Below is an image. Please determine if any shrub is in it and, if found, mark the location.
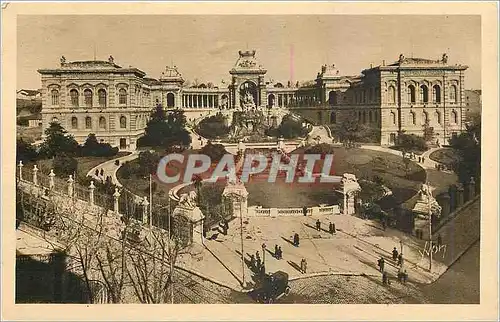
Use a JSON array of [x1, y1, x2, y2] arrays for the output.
[[199, 142, 227, 162], [53, 153, 78, 177], [397, 133, 428, 152], [305, 143, 336, 154], [81, 134, 119, 157], [196, 113, 230, 139]]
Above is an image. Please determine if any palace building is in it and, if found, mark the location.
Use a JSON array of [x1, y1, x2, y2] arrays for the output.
[[38, 50, 468, 150]]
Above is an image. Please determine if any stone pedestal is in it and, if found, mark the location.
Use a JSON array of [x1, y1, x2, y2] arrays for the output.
[[18, 161, 23, 180], [467, 177, 476, 201], [222, 180, 249, 218], [49, 170, 55, 190], [89, 181, 95, 206], [113, 188, 121, 214], [67, 175, 74, 197], [32, 165, 39, 185], [448, 185, 457, 212], [341, 173, 361, 215], [172, 204, 205, 245], [438, 193, 451, 217], [456, 184, 464, 208]]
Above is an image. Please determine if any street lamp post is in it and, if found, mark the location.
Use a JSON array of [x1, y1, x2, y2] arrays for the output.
[[239, 196, 245, 287], [262, 243, 267, 268], [427, 183, 432, 273]]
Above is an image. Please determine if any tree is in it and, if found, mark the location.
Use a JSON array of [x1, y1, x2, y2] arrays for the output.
[[271, 115, 309, 139], [17, 138, 38, 162], [337, 118, 362, 147], [126, 226, 186, 303], [53, 153, 78, 177], [449, 112, 481, 184], [137, 151, 161, 177], [38, 122, 79, 158], [422, 119, 435, 142], [81, 134, 119, 157], [137, 104, 191, 149], [397, 133, 427, 153]]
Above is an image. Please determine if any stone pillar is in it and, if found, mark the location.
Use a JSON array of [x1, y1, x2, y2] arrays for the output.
[[32, 165, 39, 185], [49, 170, 56, 190], [89, 180, 95, 206], [438, 192, 451, 217], [113, 188, 121, 214], [468, 177, 476, 201], [142, 196, 150, 225], [18, 161, 23, 180], [67, 175, 74, 197], [456, 184, 464, 208], [448, 185, 457, 212]]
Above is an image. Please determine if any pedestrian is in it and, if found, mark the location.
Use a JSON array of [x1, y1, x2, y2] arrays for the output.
[[398, 253, 404, 267], [382, 220, 386, 231], [418, 156, 421, 163], [250, 254, 256, 270], [382, 271, 388, 285], [422, 157, 425, 163], [95, 169, 99, 177], [329, 222, 334, 234], [260, 264, 266, 277], [100, 169, 104, 177], [332, 222, 336, 233], [302, 206, 308, 216], [293, 233, 300, 247], [301, 258, 307, 274], [392, 247, 399, 261], [316, 219, 321, 231], [378, 257, 385, 272], [277, 246, 282, 259], [403, 270, 408, 284], [437, 234, 442, 247], [274, 244, 279, 258]]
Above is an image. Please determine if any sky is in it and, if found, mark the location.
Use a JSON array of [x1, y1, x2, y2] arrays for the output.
[[17, 15, 481, 90]]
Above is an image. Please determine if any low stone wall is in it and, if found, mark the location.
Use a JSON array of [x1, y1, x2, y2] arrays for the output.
[[248, 204, 340, 217]]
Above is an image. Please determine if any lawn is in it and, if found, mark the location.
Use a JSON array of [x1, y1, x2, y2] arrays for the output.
[[429, 148, 461, 166]]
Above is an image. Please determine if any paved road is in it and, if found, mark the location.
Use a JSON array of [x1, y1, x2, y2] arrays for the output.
[[86, 152, 139, 187]]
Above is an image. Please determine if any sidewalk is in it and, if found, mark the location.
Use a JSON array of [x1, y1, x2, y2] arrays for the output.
[[200, 214, 446, 289]]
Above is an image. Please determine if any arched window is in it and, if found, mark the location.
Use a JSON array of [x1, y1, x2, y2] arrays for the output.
[[120, 116, 127, 129], [390, 111, 396, 125], [358, 111, 362, 121], [167, 93, 175, 108], [434, 111, 442, 124], [433, 85, 441, 103], [388, 86, 396, 104], [330, 112, 337, 124], [329, 91, 338, 106], [268, 94, 275, 108], [85, 116, 92, 129], [84, 89, 93, 107], [71, 116, 78, 129], [51, 89, 59, 106], [409, 111, 416, 125], [422, 111, 429, 124], [451, 110, 458, 124], [369, 110, 373, 123], [118, 88, 127, 105], [407, 85, 416, 103], [420, 85, 429, 103], [98, 89, 107, 107], [99, 116, 106, 130], [362, 111, 367, 123], [70, 89, 79, 107], [369, 88, 374, 102], [450, 85, 457, 103]]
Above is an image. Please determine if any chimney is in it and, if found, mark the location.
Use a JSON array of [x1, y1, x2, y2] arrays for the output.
[[370, 63, 373, 68], [382, 60, 385, 66]]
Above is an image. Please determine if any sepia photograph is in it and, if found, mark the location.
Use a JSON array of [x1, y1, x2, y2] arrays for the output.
[[2, 2, 499, 321]]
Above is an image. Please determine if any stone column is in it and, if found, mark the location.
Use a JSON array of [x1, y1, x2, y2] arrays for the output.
[[113, 188, 121, 214], [142, 196, 150, 225], [67, 175, 74, 197], [468, 177, 476, 201], [456, 184, 464, 208], [89, 180, 95, 206], [438, 192, 451, 217], [18, 161, 23, 180], [32, 165, 39, 186], [49, 170, 56, 190]]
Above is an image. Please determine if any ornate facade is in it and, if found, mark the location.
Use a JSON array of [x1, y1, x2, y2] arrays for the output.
[[38, 51, 468, 150]]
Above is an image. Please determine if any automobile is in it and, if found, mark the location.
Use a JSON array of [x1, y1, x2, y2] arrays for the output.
[[253, 271, 291, 303]]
